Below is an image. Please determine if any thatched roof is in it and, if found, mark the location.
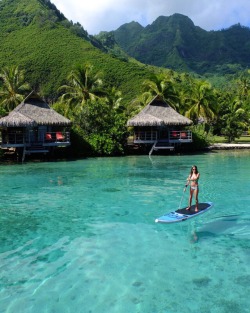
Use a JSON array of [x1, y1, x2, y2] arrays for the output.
[[127, 95, 192, 126], [0, 95, 71, 127]]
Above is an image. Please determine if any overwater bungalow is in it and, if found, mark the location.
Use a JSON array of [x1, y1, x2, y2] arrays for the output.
[[0, 93, 71, 161], [127, 95, 193, 155]]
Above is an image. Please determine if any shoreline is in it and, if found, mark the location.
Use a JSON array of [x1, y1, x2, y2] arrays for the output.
[[208, 143, 250, 150], [1, 143, 250, 164]]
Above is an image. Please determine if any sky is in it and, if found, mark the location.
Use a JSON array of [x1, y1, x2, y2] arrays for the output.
[[52, 0, 250, 35]]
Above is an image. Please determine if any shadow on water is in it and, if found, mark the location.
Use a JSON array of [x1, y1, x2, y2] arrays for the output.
[[190, 214, 250, 242]]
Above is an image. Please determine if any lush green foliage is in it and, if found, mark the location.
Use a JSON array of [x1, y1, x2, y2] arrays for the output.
[[81, 100, 128, 155], [189, 124, 214, 150], [0, 0, 250, 156], [0, 65, 31, 112], [53, 63, 129, 155], [0, 0, 153, 101], [216, 97, 248, 142], [54, 97, 128, 156]]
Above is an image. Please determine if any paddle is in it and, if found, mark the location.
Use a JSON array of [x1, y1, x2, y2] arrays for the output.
[[178, 184, 188, 209]]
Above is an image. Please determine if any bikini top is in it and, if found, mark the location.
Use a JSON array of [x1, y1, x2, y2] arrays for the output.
[[189, 174, 199, 183]]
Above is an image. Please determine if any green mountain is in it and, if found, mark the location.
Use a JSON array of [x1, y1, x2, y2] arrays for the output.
[[101, 13, 250, 75], [0, 0, 155, 101]]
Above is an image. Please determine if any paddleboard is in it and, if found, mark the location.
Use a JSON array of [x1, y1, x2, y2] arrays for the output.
[[155, 202, 214, 223]]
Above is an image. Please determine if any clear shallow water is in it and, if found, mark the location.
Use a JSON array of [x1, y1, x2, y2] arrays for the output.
[[0, 151, 250, 313]]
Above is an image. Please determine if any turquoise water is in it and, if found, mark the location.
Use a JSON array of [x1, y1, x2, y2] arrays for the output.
[[0, 151, 250, 313]]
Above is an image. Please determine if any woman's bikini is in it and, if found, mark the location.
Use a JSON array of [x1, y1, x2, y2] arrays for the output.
[[189, 176, 199, 190]]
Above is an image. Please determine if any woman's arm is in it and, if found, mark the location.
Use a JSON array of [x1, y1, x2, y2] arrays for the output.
[[185, 175, 191, 187]]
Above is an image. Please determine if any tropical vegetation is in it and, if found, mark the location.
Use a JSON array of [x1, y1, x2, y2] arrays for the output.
[[0, 66, 31, 113], [0, 0, 250, 157]]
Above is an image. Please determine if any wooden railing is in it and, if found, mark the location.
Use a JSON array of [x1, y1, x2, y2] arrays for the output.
[[1, 132, 70, 145], [169, 130, 192, 141], [133, 130, 192, 143], [134, 131, 158, 142], [5, 133, 24, 144], [44, 132, 70, 143]]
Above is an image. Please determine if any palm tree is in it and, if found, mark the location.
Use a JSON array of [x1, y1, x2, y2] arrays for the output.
[[235, 73, 250, 111], [104, 86, 123, 112], [177, 73, 196, 115], [126, 92, 152, 117], [59, 63, 103, 116], [0, 66, 31, 111], [236, 70, 250, 100], [184, 80, 217, 124], [221, 98, 248, 142], [142, 73, 179, 109]]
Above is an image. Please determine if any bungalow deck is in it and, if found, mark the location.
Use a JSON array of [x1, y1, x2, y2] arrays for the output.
[[132, 130, 192, 155]]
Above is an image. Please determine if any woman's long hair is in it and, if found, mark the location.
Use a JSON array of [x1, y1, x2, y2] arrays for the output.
[[190, 165, 198, 175]]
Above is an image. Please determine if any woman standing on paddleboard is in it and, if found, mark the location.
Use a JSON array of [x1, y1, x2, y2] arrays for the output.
[[185, 165, 200, 212]]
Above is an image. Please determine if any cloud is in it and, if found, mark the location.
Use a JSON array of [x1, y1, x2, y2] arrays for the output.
[[52, 0, 250, 35]]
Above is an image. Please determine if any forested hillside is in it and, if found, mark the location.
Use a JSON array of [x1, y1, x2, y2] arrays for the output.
[[98, 13, 250, 76], [0, 0, 154, 101], [0, 0, 249, 158]]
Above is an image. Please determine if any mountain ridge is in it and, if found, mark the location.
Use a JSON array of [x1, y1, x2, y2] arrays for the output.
[[97, 13, 250, 75]]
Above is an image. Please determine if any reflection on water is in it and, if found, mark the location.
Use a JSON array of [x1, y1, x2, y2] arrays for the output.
[[0, 152, 250, 313]]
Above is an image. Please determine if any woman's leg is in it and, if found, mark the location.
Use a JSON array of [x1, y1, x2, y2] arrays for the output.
[[186, 189, 193, 210], [194, 188, 199, 211]]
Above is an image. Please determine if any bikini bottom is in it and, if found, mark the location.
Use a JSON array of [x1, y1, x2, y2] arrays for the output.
[[191, 186, 198, 191]]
